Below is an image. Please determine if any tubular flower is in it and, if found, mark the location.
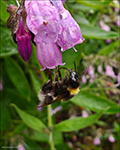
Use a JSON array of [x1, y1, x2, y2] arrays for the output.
[[105, 65, 116, 78], [36, 42, 65, 71], [25, 0, 61, 44], [24, 0, 84, 70], [16, 21, 32, 61], [51, 0, 84, 51], [6, 1, 32, 62]]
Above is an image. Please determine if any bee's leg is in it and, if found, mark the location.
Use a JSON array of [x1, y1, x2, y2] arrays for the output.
[[58, 70, 62, 80], [47, 69, 53, 81], [42, 69, 53, 92], [65, 70, 69, 80], [55, 73, 58, 81], [54, 73, 61, 92]]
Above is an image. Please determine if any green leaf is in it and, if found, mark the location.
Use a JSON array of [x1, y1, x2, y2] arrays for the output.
[[62, 42, 85, 69], [24, 139, 43, 150], [0, 0, 9, 22], [53, 130, 63, 145], [28, 130, 49, 142], [0, 101, 11, 130], [54, 110, 104, 132], [98, 40, 119, 55], [76, 0, 112, 9], [13, 123, 27, 134], [55, 143, 73, 150], [28, 69, 41, 93], [5, 57, 30, 100], [12, 104, 48, 132], [70, 91, 120, 114], [80, 24, 119, 39], [73, 12, 90, 25], [0, 27, 18, 57]]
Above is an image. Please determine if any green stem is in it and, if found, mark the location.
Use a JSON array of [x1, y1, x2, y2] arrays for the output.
[[81, 87, 117, 92], [47, 105, 56, 150], [37, 63, 55, 150]]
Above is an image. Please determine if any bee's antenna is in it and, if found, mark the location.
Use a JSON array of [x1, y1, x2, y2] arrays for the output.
[[73, 61, 77, 72], [79, 67, 88, 79]]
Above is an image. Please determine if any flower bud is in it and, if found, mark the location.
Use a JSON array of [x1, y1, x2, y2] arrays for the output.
[[6, 4, 18, 13], [93, 137, 101, 145], [6, 1, 32, 62], [105, 65, 116, 78], [108, 135, 115, 143], [16, 21, 32, 61]]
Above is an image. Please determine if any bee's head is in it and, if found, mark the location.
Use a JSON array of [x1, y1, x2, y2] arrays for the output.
[[69, 69, 80, 88]]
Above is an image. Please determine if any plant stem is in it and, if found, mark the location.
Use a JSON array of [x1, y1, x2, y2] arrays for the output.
[[37, 61, 55, 149], [47, 105, 56, 150]]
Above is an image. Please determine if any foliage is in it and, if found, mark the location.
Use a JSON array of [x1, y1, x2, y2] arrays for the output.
[[0, 0, 120, 150]]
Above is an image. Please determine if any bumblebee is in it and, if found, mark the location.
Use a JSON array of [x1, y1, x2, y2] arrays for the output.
[[38, 67, 80, 107]]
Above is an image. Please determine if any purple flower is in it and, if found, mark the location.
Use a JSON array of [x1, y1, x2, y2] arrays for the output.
[[16, 21, 32, 61], [106, 39, 112, 43], [36, 42, 65, 71], [88, 65, 95, 79], [105, 65, 116, 78], [82, 75, 86, 84], [0, 80, 3, 91], [81, 110, 89, 118], [37, 102, 42, 111], [93, 137, 101, 145], [6, 2, 32, 62], [116, 18, 120, 27], [117, 72, 120, 83], [97, 65, 102, 73], [114, 7, 119, 12], [17, 143, 25, 150], [99, 21, 111, 43], [61, 0, 66, 3], [108, 135, 115, 143], [51, 0, 84, 51], [51, 106, 62, 115], [99, 20, 110, 31], [25, 0, 61, 44]]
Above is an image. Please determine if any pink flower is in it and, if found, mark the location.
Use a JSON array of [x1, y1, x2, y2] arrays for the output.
[[82, 75, 86, 84], [99, 21, 111, 43], [97, 65, 102, 73], [37, 102, 42, 111], [16, 21, 32, 61], [99, 20, 110, 31], [106, 39, 112, 43], [108, 135, 115, 143], [82, 110, 89, 118], [117, 72, 120, 83], [36, 42, 65, 71], [6, 3, 32, 62], [17, 143, 25, 150], [88, 65, 95, 79], [116, 19, 120, 26], [51, 0, 84, 51], [114, 7, 119, 12], [93, 137, 101, 145], [0, 79, 3, 91], [51, 106, 62, 115], [25, 0, 61, 44], [105, 65, 116, 78]]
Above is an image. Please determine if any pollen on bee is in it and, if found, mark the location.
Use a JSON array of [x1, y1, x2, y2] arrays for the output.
[[67, 87, 80, 95]]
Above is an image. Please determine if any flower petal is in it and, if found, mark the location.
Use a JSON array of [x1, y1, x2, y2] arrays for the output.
[[36, 42, 65, 71]]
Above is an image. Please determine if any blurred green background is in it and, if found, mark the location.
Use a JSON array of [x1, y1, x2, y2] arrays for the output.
[[0, 0, 120, 150]]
